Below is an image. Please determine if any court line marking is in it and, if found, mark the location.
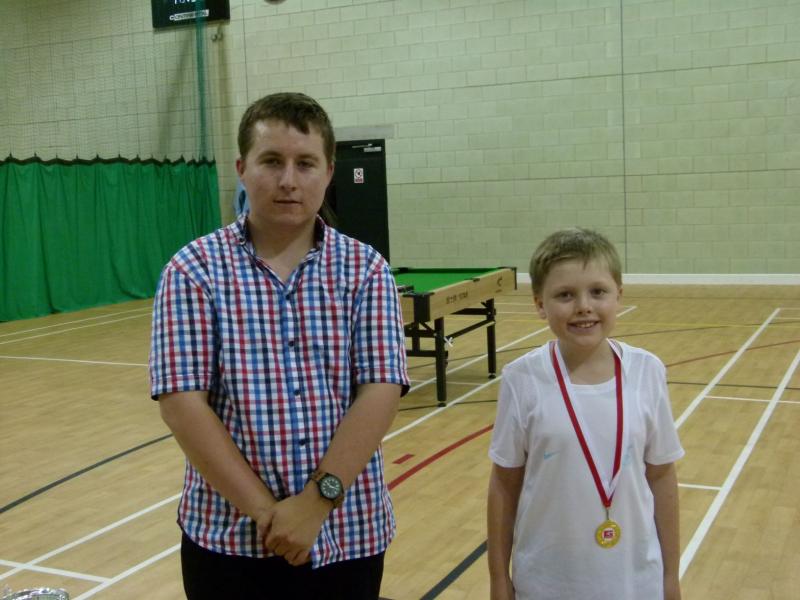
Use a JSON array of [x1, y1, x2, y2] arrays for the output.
[[0, 314, 150, 346], [386, 377, 503, 442], [420, 540, 487, 600], [0, 494, 181, 583], [674, 308, 780, 429], [0, 307, 151, 339], [392, 306, 638, 441], [705, 394, 768, 403], [4, 305, 641, 593], [495, 302, 535, 306], [388, 425, 494, 490], [705, 394, 800, 406], [70, 423, 503, 598], [680, 347, 800, 578], [408, 305, 638, 395], [72, 543, 182, 600], [0, 559, 110, 583], [0, 355, 147, 367], [679, 483, 722, 491], [411, 378, 498, 387], [0, 435, 174, 515], [412, 307, 792, 594]]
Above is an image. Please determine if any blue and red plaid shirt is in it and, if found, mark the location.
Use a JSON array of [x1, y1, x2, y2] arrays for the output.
[[149, 216, 409, 567]]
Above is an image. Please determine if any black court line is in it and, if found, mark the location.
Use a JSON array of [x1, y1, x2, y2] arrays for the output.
[[0, 433, 173, 514], [420, 540, 487, 599]]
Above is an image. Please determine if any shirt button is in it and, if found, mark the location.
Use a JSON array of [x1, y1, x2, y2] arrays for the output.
[[288, 340, 295, 347], [294, 389, 301, 396], [298, 439, 307, 446]]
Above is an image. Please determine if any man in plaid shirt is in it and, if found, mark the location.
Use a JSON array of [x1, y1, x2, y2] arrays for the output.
[[149, 92, 409, 599]]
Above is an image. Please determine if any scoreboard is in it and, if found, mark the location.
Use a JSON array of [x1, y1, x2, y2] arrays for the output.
[[151, 0, 230, 29]]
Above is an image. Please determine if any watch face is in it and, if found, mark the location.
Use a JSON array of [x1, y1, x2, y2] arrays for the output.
[[319, 475, 342, 499]]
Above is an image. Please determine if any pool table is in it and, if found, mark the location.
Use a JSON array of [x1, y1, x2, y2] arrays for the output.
[[392, 266, 517, 405]]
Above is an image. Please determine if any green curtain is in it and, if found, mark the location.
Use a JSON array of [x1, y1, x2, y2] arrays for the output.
[[0, 157, 220, 322]]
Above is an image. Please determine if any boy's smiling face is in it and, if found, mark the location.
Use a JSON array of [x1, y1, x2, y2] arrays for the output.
[[534, 257, 622, 359]]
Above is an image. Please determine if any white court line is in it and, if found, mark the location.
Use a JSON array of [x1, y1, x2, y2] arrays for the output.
[[0, 308, 151, 339], [421, 378, 496, 387], [72, 544, 181, 600], [679, 483, 722, 491], [393, 306, 638, 440], [706, 396, 800, 406], [0, 355, 147, 367], [6, 306, 645, 592], [674, 308, 780, 429], [0, 559, 109, 583], [680, 347, 800, 578], [496, 302, 536, 306], [0, 313, 150, 346], [0, 494, 180, 583], [385, 376, 503, 441], [705, 394, 769, 403], [408, 305, 638, 395]]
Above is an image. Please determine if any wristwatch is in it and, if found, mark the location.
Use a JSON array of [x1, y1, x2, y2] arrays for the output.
[[309, 469, 345, 508]]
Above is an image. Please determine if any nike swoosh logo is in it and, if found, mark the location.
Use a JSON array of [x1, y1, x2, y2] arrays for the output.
[[543, 451, 559, 460]]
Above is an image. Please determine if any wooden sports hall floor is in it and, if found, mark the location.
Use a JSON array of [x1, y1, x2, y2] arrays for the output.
[[1, 283, 798, 599]]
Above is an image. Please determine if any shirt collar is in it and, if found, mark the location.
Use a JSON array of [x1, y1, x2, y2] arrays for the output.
[[234, 214, 328, 259]]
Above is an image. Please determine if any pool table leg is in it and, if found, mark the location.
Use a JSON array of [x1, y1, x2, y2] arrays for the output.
[[487, 298, 497, 378], [434, 317, 447, 406]]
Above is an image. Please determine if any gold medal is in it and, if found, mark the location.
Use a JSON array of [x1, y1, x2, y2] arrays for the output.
[[595, 519, 621, 548]]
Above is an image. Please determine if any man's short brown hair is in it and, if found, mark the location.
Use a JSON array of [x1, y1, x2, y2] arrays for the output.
[[237, 92, 335, 165]]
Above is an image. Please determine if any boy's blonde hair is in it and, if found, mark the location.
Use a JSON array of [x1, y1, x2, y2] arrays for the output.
[[529, 228, 622, 296]]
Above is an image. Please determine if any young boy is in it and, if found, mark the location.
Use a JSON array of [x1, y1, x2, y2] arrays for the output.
[[487, 228, 683, 600]]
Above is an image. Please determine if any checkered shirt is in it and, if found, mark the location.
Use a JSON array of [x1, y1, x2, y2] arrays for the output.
[[149, 216, 409, 567]]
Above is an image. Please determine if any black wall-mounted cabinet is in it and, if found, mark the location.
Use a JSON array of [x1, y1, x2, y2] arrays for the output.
[[327, 139, 391, 262]]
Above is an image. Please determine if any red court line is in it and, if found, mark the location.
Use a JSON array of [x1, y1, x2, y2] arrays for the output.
[[393, 453, 414, 465], [388, 424, 494, 490]]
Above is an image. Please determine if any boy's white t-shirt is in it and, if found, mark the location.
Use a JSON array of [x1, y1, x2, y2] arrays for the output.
[[489, 340, 684, 600]]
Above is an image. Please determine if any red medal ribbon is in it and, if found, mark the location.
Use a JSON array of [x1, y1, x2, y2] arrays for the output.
[[550, 341, 623, 510]]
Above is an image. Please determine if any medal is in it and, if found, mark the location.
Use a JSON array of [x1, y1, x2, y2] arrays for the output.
[[595, 507, 621, 548], [550, 341, 624, 549]]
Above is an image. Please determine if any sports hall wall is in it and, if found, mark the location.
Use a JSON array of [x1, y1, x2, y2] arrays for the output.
[[2, 0, 799, 303], [192, 0, 800, 277]]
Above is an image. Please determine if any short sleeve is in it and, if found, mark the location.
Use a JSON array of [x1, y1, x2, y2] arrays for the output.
[[351, 262, 410, 395], [489, 373, 527, 468], [149, 263, 217, 399], [644, 360, 685, 465]]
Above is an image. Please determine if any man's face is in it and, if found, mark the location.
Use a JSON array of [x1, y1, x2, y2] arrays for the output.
[[236, 119, 333, 232]]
